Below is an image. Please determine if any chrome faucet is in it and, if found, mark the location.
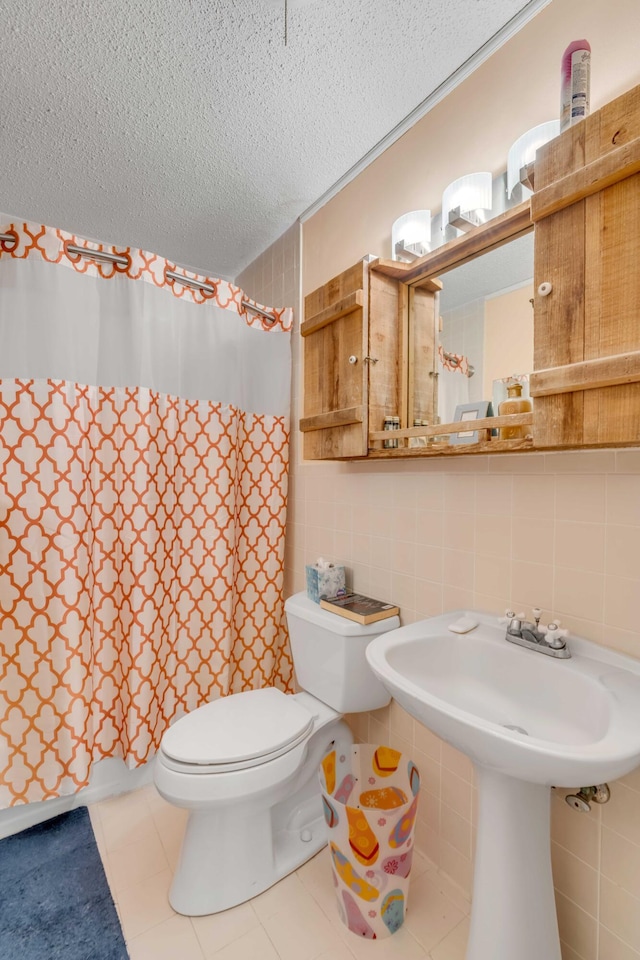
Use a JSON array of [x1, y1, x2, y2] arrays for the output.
[[502, 608, 571, 659]]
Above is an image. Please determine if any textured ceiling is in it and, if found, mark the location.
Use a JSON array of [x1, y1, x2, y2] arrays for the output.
[[0, 0, 535, 280]]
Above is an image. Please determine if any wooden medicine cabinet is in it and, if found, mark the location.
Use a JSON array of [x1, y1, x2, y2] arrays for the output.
[[300, 81, 640, 460]]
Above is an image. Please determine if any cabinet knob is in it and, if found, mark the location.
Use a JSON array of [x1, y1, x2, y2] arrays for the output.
[[348, 355, 358, 365], [537, 281, 553, 297]]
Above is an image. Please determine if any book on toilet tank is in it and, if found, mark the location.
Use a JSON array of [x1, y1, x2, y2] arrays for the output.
[[320, 593, 399, 625]]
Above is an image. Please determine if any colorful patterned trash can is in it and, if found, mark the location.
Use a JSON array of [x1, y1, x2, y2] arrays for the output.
[[319, 743, 420, 939]]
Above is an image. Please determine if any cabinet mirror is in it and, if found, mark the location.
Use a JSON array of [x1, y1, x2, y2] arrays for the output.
[[413, 231, 535, 427]]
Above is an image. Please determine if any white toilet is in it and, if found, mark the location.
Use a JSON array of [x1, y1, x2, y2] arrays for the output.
[[154, 591, 399, 916]]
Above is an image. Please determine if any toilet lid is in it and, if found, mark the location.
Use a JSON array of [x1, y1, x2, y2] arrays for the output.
[[161, 687, 314, 767]]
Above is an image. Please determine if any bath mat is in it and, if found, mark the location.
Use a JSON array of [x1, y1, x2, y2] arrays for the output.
[[0, 806, 129, 960]]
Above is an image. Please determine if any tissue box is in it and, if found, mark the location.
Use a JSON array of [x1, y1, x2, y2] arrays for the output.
[[305, 562, 346, 604]]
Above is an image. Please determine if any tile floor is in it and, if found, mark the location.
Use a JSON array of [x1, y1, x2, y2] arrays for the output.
[[88, 785, 471, 960]]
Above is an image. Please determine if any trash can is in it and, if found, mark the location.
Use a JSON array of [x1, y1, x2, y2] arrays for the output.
[[319, 743, 420, 939]]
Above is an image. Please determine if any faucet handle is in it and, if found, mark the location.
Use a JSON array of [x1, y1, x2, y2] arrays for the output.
[[546, 623, 569, 648], [499, 609, 516, 625]]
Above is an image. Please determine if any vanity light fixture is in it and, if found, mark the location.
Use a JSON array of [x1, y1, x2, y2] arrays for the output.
[[507, 120, 560, 197], [391, 209, 431, 261], [442, 172, 492, 233]]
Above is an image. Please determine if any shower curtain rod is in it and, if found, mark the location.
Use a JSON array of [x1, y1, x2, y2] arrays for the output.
[[0, 234, 277, 325], [442, 349, 475, 378]]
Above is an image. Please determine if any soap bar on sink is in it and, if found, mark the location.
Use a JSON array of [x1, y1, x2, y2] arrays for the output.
[[448, 615, 479, 634]]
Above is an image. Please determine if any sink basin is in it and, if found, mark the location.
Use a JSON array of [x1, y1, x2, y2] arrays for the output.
[[366, 610, 640, 786], [365, 611, 640, 960]]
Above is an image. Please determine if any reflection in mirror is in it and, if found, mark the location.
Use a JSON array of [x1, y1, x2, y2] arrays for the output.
[[435, 231, 534, 424]]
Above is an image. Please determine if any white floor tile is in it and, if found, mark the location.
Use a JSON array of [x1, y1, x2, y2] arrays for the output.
[[410, 848, 435, 880], [403, 871, 466, 953], [296, 848, 340, 919], [429, 917, 470, 960], [88, 805, 107, 857], [251, 871, 312, 923], [106, 829, 170, 893], [86, 786, 463, 960], [191, 901, 261, 959], [136, 782, 164, 807], [261, 890, 348, 960], [127, 913, 206, 960], [96, 787, 152, 824], [314, 947, 358, 960], [101, 804, 162, 854], [423, 867, 471, 917], [151, 801, 188, 867], [116, 867, 176, 940], [209, 926, 280, 960], [339, 924, 429, 960]]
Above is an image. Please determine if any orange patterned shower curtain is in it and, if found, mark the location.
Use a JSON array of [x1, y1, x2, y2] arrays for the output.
[[0, 221, 293, 807]]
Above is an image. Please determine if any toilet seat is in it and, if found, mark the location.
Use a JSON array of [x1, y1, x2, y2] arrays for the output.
[[160, 687, 314, 774]]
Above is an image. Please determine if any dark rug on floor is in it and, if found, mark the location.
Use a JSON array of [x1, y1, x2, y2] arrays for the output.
[[0, 806, 129, 960]]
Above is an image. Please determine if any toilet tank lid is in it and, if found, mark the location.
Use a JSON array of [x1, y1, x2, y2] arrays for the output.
[[285, 591, 400, 636], [161, 688, 314, 766]]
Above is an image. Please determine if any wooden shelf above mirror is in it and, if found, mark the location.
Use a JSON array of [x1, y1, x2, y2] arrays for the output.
[[371, 201, 533, 288]]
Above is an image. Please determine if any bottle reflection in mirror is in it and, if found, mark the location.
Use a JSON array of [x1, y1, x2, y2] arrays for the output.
[[497, 377, 532, 439], [383, 415, 400, 449], [409, 419, 429, 448]]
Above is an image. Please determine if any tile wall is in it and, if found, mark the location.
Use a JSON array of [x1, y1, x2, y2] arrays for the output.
[[237, 227, 640, 960], [236, 222, 300, 316]]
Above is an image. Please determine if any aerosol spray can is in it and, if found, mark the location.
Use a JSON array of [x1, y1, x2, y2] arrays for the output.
[[560, 40, 591, 132]]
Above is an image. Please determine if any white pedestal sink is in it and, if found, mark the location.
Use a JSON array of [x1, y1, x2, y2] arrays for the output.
[[365, 611, 640, 960]]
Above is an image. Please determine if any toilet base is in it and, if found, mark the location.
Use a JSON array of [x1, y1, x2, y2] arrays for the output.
[[166, 717, 353, 916]]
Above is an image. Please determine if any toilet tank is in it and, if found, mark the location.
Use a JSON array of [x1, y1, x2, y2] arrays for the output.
[[284, 592, 398, 713]]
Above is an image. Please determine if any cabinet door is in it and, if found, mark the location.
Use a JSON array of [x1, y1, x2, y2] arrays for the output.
[[367, 269, 406, 441], [300, 260, 370, 459], [581, 90, 640, 443], [532, 124, 587, 446], [300, 261, 407, 459], [532, 84, 640, 447]]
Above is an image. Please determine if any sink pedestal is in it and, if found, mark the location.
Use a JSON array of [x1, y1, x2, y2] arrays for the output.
[[467, 766, 560, 960]]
